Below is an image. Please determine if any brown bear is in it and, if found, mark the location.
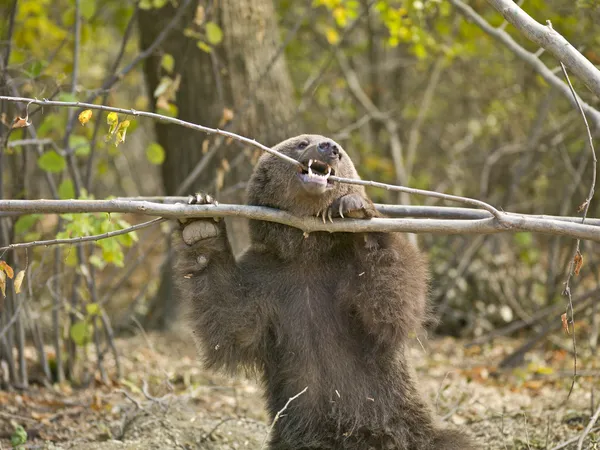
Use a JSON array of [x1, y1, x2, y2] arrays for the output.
[[174, 134, 475, 449]]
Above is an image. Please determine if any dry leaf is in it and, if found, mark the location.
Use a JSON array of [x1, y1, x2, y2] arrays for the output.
[[194, 5, 205, 25], [573, 251, 583, 275], [0, 261, 14, 279], [218, 108, 234, 127], [561, 313, 570, 335], [12, 116, 31, 128], [0, 271, 5, 298], [221, 158, 230, 172], [215, 168, 225, 191], [78, 110, 93, 125], [14, 270, 25, 294]]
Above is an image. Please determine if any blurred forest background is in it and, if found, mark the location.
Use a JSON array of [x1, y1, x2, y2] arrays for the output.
[[0, 0, 600, 448]]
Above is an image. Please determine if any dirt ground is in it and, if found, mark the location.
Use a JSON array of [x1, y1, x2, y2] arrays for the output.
[[1, 330, 598, 450]]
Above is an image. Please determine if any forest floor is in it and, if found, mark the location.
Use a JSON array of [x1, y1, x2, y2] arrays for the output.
[[0, 330, 599, 450]]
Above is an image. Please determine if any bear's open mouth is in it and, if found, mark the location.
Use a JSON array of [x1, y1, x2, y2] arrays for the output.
[[297, 159, 335, 189]]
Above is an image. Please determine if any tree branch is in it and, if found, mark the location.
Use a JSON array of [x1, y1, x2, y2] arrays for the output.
[[0, 95, 504, 218], [449, 0, 600, 130], [2, 199, 600, 244], [0, 218, 165, 251], [486, 0, 600, 98]]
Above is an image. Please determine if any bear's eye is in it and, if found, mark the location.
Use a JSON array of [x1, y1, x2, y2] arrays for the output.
[[297, 141, 309, 150]]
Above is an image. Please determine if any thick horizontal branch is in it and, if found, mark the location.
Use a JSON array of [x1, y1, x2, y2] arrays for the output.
[[486, 0, 600, 98], [450, 0, 600, 130], [1, 199, 600, 243], [114, 196, 600, 226]]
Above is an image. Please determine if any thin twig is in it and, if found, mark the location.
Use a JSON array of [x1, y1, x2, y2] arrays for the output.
[[260, 386, 308, 450], [0, 95, 504, 217], [0, 218, 165, 251], [558, 57, 597, 402], [577, 402, 600, 450], [487, 0, 600, 98], [449, 0, 600, 130]]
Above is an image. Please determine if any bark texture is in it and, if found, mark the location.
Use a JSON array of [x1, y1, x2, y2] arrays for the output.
[[138, 0, 298, 328]]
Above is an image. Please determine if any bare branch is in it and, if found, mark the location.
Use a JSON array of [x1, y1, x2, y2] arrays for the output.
[[449, 0, 600, 130], [577, 402, 600, 450], [0, 217, 165, 251], [559, 60, 597, 402], [487, 0, 600, 98], [0, 95, 503, 217], [2, 199, 600, 243]]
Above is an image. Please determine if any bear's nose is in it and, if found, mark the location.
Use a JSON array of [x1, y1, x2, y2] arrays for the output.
[[317, 141, 339, 159]]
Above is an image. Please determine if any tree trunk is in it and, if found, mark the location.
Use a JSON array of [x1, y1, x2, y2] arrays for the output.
[[138, 0, 298, 329]]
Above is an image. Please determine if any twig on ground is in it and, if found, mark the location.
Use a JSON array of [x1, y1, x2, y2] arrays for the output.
[[260, 386, 308, 450], [577, 401, 600, 450], [549, 426, 600, 450], [117, 389, 144, 410]]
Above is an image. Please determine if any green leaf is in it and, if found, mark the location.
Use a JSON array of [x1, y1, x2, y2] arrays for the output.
[[69, 135, 90, 156], [146, 143, 166, 165], [80, 0, 97, 19], [57, 92, 78, 103], [514, 232, 533, 247], [115, 120, 130, 146], [153, 76, 173, 98], [205, 22, 223, 45], [86, 303, 100, 316], [70, 321, 90, 346], [196, 41, 212, 53], [14, 215, 41, 235], [58, 179, 75, 199], [37, 151, 66, 173], [10, 425, 27, 447], [38, 113, 63, 137], [161, 54, 175, 73], [24, 60, 46, 78], [89, 254, 106, 270]]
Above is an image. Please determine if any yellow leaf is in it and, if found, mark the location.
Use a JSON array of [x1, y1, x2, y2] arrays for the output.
[[14, 270, 25, 294], [325, 27, 340, 45], [78, 110, 93, 125], [115, 120, 130, 146], [106, 112, 119, 136], [0, 261, 14, 279]]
